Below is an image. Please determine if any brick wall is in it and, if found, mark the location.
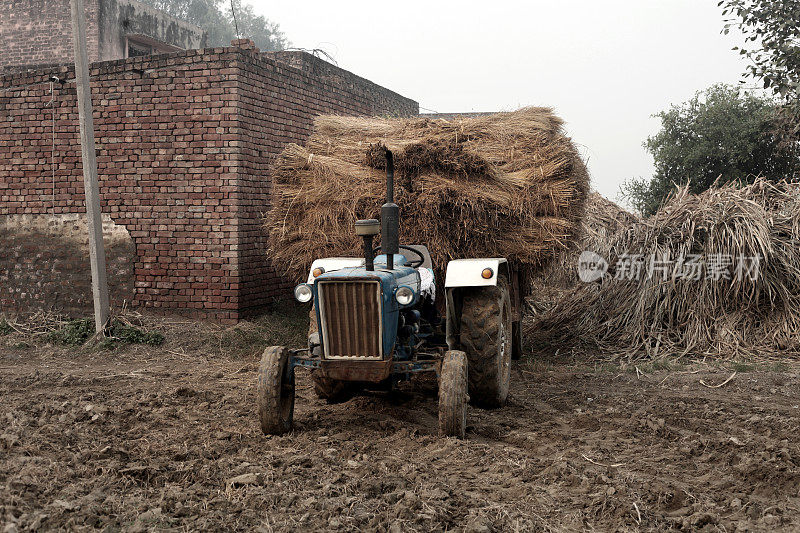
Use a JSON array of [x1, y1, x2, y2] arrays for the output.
[[0, 41, 418, 321], [236, 42, 418, 313], [0, 0, 100, 69], [0, 214, 134, 315], [0, 0, 204, 71]]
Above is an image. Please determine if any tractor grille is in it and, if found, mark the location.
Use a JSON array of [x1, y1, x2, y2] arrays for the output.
[[318, 281, 383, 360]]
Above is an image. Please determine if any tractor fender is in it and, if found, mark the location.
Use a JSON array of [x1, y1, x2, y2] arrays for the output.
[[444, 259, 509, 351], [444, 258, 508, 288]]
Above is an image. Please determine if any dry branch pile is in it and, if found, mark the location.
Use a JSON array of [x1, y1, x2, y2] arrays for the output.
[[527, 193, 637, 314], [265, 108, 589, 282], [526, 179, 800, 359], [540, 192, 638, 290], [580, 192, 640, 258]]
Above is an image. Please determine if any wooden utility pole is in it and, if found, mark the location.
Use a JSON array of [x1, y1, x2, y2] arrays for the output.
[[70, 0, 110, 333]]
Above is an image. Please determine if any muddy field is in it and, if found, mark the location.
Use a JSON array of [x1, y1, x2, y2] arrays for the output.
[[1, 314, 799, 532]]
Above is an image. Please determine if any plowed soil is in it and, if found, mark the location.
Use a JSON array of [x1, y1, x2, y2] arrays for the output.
[[2, 319, 799, 532]]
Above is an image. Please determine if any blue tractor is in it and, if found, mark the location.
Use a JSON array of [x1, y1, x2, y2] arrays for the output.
[[257, 149, 524, 438]]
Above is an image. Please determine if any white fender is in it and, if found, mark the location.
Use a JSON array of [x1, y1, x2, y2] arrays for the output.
[[306, 257, 364, 284], [444, 258, 508, 287]]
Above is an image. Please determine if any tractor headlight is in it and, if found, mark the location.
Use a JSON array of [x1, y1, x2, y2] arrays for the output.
[[294, 283, 313, 303], [395, 286, 414, 305]]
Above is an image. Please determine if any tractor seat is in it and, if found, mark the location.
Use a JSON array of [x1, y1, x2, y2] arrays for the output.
[[405, 245, 436, 302]]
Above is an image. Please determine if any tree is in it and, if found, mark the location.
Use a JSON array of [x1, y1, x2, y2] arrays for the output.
[[621, 84, 800, 215], [720, 0, 800, 141], [140, 0, 289, 51]]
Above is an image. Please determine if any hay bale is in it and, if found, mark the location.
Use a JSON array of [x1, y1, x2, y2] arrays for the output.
[[266, 108, 589, 283], [525, 179, 800, 359]]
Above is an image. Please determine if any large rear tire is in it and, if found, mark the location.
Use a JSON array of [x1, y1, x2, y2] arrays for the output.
[[439, 350, 467, 438], [459, 278, 512, 408], [257, 346, 295, 435]]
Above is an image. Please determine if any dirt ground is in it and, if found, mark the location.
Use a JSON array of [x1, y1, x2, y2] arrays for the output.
[[1, 313, 799, 532]]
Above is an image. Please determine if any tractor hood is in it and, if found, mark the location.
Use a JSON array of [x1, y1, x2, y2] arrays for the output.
[[310, 254, 421, 359], [312, 253, 421, 304]]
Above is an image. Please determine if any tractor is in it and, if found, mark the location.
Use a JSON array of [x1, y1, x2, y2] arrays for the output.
[[257, 149, 524, 438]]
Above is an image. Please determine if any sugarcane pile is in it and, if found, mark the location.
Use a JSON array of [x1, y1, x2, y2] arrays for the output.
[[526, 179, 800, 359], [543, 192, 639, 289], [528, 192, 638, 314], [580, 192, 640, 259], [265, 107, 590, 284]]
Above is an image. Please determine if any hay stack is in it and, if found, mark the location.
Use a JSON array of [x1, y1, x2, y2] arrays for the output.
[[528, 193, 637, 314], [542, 192, 638, 289], [526, 179, 800, 359], [266, 108, 590, 283], [581, 192, 639, 257]]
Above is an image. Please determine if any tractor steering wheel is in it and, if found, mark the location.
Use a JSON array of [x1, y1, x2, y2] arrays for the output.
[[373, 245, 425, 268]]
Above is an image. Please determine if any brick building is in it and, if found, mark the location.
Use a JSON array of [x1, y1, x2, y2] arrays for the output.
[[0, 40, 418, 322], [1, 0, 205, 70]]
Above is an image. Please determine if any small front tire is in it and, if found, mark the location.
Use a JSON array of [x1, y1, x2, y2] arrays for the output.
[[439, 350, 468, 438], [257, 346, 295, 435]]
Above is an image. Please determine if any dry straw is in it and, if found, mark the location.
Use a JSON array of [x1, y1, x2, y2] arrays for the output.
[[266, 108, 590, 284], [579, 192, 640, 260], [528, 193, 638, 314], [526, 179, 800, 359]]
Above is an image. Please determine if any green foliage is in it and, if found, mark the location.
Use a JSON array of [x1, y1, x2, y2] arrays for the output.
[[139, 0, 289, 51], [47, 318, 94, 346], [721, 0, 800, 100], [47, 319, 165, 349], [720, 0, 800, 141], [622, 84, 800, 215], [105, 322, 165, 347], [0, 319, 13, 336]]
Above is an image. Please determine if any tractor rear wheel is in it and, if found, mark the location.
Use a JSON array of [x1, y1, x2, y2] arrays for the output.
[[311, 371, 357, 403], [439, 350, 467, 438], [459, 278, 512, 408], [257, 346, 295, 435]]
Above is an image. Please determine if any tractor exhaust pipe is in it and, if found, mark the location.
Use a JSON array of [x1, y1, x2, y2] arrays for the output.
[[381, 148, 399, 270], [385, 148, 395, 204]]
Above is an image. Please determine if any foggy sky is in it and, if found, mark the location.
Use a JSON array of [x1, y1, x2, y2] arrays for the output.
[[251, 0, 749, 205]]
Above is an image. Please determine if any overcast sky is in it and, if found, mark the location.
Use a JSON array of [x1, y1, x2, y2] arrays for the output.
[[251, 0, 749, 204]]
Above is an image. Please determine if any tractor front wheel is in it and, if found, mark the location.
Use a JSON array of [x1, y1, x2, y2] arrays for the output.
[[438, 350, 468, 438], [257, 346, 295, 435]]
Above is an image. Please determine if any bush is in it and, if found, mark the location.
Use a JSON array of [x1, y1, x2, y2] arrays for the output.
[[47, 318, 94, 346], [622, 84, 800, 215], [47, 319, 165, 349]]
